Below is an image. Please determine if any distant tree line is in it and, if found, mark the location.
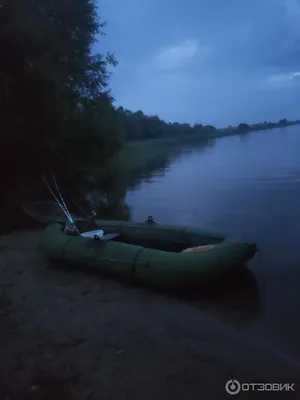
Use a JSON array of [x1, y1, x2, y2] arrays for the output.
[[114, 108, 296, 142], [115, 107, 218, 141]]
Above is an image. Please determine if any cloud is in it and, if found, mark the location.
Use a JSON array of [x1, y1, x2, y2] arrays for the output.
[[154, 40, 208, 71], [102, 0, 300, 125], [263, 71, 300, 89]]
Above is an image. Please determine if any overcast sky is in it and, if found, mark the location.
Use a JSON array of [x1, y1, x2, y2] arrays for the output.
[[96, 0, 300, 127]]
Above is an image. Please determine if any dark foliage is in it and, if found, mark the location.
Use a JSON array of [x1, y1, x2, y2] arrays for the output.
[[0, 0, 120, 196]]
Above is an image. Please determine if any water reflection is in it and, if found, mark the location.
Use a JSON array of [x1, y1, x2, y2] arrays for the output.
[[89, 139, 216, 220], [159, 266, 261, 330]]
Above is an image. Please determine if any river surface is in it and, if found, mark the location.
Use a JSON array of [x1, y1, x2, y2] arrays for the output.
[[126, 125, 300, 362]]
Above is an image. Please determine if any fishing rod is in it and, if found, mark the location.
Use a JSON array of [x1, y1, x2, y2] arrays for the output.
[[42, 174, 80, 234]]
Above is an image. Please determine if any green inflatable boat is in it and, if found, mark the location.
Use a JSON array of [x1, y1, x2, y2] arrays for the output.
[[40, 216, 258, 288]]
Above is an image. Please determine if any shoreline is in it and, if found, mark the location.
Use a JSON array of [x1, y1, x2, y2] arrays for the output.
[[125, 120, 300, 148], [115, 122, 300, 181], [1, 228, 299, 399]]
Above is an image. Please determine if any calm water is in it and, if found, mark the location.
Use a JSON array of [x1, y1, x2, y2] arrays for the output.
[[126, 125, 300, 362]]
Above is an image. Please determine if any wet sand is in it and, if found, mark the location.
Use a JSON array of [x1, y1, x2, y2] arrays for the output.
[[0, 229, 299, 399]]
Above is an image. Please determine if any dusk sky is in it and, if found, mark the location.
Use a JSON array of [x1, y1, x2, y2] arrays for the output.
[[97, 0, 300, 127]]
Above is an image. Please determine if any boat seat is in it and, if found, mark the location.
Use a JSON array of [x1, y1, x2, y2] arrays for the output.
[[81, 230, 121, 241], [81, 229, 104, 238]]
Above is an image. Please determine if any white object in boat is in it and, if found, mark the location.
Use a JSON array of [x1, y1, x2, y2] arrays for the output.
[[80, 229, 104, 238]]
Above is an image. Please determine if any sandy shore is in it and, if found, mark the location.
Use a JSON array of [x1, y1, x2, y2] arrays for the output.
[[0, 229, 299, 399]]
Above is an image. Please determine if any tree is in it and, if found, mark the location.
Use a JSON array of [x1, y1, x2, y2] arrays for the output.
[[279, 118, 287, 125], [237, 123, 250, 132], [202, 125, 217, 135], [0, 0, 119, 195]]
